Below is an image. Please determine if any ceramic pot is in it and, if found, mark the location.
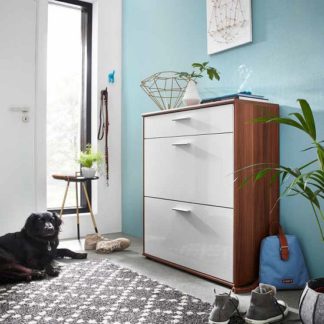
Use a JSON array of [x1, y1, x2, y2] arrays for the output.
[[182, 80, 201, 106], [299, 278, 324, 323], [81, 167, 96, 178]]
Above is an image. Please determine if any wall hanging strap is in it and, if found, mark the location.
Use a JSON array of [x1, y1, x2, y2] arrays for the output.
[[278, 226, 289, 261], [98, 87, 109, 185]]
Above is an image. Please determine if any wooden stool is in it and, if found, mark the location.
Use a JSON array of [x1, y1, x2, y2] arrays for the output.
[[52, 174, 99, 240]]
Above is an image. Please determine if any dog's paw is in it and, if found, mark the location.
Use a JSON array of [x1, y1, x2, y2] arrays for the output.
[[74, 252, 88, 259], [51, 260, 63, 269], [31, 269, 46, 280], [48, 268, 60, 277], [45, 266, 60, 277]]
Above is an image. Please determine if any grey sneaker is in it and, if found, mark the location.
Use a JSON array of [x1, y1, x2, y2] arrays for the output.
[[245, 283, 289, 323], [209, 290, 241, 324]]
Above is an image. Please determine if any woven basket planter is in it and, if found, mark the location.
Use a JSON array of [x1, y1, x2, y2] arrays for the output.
[[299, 278, 324, 323]]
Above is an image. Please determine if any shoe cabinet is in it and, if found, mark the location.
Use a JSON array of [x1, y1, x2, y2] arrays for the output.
[[142, 99, 279, 292]]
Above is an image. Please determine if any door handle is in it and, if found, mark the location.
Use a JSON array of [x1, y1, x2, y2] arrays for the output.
[[172, 142, 191, 146], [172, 207, 191, 213], [172, 116, 191, 121]]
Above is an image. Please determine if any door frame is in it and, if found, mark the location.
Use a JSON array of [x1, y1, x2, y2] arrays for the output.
[[35, 0, 48, 212]]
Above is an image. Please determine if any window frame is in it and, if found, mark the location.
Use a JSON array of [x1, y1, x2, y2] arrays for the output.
[[47, 0, 93, 215]]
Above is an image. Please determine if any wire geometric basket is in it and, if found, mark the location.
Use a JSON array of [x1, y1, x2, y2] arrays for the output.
[[140, 71, 189, 110]]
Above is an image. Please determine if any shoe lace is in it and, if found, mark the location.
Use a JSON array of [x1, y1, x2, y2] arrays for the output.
[[229, 313, 245, 324], [228, 295, 245, 324], [109, 241, 121, 250], [272, 295, 285, 321]]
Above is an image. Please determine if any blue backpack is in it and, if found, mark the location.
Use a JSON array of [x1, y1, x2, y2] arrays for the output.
[[259, 227, 309, 289]]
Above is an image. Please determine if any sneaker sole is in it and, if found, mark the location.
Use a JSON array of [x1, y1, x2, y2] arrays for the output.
[[245, 305, 289, 324]]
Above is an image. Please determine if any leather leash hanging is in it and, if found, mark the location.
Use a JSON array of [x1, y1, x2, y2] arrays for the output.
[[98, 88, 109, 185]]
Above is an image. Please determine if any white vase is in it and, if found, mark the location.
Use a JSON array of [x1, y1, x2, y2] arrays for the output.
[[182, 80, 201, 106], [81, 167, 96, 178]]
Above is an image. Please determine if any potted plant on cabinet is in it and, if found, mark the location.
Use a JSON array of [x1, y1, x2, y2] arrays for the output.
[[177, 62, 220, 106], [78, 144, 103, 178], [243, 99, 324, 323]]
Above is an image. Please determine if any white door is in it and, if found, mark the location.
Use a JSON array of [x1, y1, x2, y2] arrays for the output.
[[0, 0, 37, 233]]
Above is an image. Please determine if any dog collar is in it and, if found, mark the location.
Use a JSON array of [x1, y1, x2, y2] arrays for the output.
[[47, 241, 52, 252]]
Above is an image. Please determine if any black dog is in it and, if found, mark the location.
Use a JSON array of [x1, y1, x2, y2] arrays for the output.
[[0, 212, 87, 283]]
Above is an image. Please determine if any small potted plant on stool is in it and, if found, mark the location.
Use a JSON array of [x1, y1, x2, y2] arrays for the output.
[[78, 144, 103, 178]]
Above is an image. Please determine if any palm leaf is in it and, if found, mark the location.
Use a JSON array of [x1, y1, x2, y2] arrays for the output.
[[255, 116, 305, 132], [298, 99, 316, 140], [289, 112, 309, 132]]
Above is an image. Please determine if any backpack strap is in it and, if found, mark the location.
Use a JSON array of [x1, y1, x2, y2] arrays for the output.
[[278, 226, 289, 261]]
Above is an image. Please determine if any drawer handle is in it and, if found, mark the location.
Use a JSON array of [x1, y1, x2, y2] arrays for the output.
[[172, 207, 191, 213], [172, 116, 191, 121], [172, 142, 191, 146]]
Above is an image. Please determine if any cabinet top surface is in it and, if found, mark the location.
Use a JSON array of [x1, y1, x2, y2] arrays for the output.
[[142, 99, 277, 117], [142, 100, 234, 117]]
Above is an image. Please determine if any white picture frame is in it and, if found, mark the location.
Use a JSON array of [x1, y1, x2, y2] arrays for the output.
[[207, 0, 252, 55]]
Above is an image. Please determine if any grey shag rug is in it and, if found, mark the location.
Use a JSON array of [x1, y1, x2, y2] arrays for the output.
[[0, 259, 211, 323]]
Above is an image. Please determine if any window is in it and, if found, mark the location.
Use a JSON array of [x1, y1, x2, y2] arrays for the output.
[[47, 0, 92, 213]]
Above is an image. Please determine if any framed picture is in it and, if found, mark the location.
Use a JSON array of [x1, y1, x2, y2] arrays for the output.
[[207, 0, 252, 54]]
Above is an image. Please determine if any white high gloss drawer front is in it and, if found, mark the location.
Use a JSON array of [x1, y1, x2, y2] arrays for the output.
[[144, 197, 234, 282], [144, 104, 233, 138], [144, 133, 234, 208]]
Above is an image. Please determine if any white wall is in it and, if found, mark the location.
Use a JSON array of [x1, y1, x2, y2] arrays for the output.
[[95, 0, 122, 235], [0, 0, 122, 238]]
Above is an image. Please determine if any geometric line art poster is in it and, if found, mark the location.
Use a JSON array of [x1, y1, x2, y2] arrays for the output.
[[207, 0, 252, 54]]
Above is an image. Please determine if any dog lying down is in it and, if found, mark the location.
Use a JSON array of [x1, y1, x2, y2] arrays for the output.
[[0, 212, 87, 283]]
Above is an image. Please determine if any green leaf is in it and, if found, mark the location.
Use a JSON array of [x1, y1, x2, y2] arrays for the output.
[[302, 144, 317, 152], [299, 159, 318, 170], [255, 116, 305, 132], [254, 168, 272, 181], [239, 174, 255, 188], [207, 69, 214, 80], [298, 99, 316, 140], [206, 67, 220, 81], [270, 172, 280, 185], [177, 72, 190, 79], [288, 112, 309, 132], [77, 144, 103, 168]]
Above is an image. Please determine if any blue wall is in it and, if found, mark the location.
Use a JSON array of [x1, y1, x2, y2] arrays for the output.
[[122, 0, 324, 278]]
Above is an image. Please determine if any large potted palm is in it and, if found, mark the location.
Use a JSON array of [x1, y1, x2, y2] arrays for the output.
[[251, 99, 323, 240], [246, 99, 323, 323]]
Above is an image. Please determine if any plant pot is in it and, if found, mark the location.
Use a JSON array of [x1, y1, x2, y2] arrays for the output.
[[299, 278, 324, 323], [81, 167, 96, 178], [182, 80, 201, 106]]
